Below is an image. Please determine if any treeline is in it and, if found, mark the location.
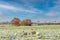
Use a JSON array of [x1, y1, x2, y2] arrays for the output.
[[11, 17, 32, 26]]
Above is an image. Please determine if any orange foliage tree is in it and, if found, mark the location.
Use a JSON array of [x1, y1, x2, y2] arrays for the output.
[[11, 17, 21, 26], [21, 19, 32, 26]]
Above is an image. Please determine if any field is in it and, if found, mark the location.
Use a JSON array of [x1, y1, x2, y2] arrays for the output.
[[0, 25, 60, 40]]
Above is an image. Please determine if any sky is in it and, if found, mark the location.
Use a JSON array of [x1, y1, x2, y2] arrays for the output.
[[0, 0, 60, 22]]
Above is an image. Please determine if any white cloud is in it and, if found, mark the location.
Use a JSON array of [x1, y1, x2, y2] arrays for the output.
[[0, 4, 42, 13], [0, 4, 42, 22], [45, 11, 57, 16], [0, 4, 18, 10]]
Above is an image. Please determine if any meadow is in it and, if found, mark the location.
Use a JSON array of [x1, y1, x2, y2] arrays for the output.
[[0, 25, 60, 40]]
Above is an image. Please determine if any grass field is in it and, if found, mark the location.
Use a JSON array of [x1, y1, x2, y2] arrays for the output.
[[0, 25, 60, 40]]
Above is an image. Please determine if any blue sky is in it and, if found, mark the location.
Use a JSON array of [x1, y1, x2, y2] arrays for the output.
[[0, 0, 60, 22]]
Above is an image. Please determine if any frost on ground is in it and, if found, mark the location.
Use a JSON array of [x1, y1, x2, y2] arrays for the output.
[[0, 25, 60, 40]]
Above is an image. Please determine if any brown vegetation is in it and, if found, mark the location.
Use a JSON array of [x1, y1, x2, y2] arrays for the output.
[[31, 31, 36, 35], [11, 17, 21, 26], [11, 18, 32, 26], [23, 32, 28, 35], [21, 19, 32, 26]]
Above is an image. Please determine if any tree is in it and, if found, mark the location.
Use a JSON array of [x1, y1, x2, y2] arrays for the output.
[[21, 19, 32, 26], [11, 17, 21, 26]]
